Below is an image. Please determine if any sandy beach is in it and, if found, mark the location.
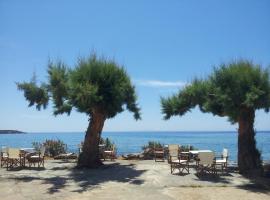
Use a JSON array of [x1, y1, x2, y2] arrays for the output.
[[0, 159, 269, 200]]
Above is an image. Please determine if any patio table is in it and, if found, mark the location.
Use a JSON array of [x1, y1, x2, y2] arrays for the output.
[[20, 148, 36, 167], [189, 150, 212, 155], [189, 150, 213, 167]]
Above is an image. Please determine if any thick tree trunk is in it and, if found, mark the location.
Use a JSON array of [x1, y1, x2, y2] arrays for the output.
[[77, 111, 106, 168], [238, 108, 263, 176]]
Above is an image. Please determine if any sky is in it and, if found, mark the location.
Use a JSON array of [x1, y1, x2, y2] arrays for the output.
[[0, 0, 270, 132]]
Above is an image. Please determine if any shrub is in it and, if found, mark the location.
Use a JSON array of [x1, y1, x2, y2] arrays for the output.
[[32, 141, 43, 152], [142, 141, 163, 151], [44, 139, 67, 157], [79, 137, 116, 152], [100, 137, 115, 150], [180, 145, 197, 151], [32, 139, 67, 157], [141, 141, 164, 159]]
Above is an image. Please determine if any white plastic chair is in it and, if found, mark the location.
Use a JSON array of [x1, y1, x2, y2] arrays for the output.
[[215, 148, 229, 173]]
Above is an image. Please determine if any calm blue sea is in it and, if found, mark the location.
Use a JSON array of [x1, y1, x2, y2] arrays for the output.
[[0, 131, 269, 162]]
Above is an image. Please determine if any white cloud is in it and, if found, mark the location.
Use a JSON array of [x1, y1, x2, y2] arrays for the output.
[[134, 79, 187, 88]]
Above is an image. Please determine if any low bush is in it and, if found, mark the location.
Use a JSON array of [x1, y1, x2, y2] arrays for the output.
[[142, 141, 163, 151], [141, 141, 164, 159], [79, 137, 116, 152], [180, 145, 197, 151], [32, 139, 67, 157], [100, 137, 115, 150]]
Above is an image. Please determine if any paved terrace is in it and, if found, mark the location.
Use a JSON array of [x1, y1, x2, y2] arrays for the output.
[[0, 160, 269, 200]]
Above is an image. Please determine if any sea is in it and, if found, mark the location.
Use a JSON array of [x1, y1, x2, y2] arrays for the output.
[[0, 131, 269, 162]]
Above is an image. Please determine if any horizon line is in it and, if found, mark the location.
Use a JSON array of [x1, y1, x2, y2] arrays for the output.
[[20, 130, 270, 133]]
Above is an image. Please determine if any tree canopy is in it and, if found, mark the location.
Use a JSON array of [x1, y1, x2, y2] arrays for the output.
[[17, 54, 141, 120], [161, 60, 270, 123]]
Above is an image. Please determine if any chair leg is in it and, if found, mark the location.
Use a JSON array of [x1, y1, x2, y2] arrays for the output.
[[6, 159, 9, 170]]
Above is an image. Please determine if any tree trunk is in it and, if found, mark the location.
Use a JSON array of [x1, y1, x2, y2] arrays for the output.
[[238, 108, 263, 176], [77, 110, 106, 168]]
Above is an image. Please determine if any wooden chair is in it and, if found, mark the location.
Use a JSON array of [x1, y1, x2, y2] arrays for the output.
[[197, 152, 216, 175], [103, 145, 116, 161], [154, 144, 165, 162], [168, 145, 190, 174], [27, 146, 46, 168], [170, 152, 190, 174], [168, 144, 179, 164], [6, 148, 21, 170], [1, 146, 8, 168], [215, 148, 229, 173]]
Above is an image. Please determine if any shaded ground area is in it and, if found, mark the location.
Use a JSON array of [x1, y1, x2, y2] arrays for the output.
[[0, 160, 269, 200]]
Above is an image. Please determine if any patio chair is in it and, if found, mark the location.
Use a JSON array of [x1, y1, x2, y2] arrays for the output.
[[103, 145, 116, 161], [1, 146, 8, 168], [6, 148, 21, 170], [27, 146, 45, 168], [154, 144, 165, 162], [168, 144, 179, 164], [170, 152, 190, 174], [168, 144, 189, 174], [215, 148, 229, 173], [197, 151, 216, 175]]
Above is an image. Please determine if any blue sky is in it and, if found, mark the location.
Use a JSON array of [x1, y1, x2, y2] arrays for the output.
[[0, 0, 270, 132]]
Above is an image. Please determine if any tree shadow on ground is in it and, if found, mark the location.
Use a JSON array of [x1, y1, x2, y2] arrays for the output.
[[231, 165, 270, 194], [52, 160, 77, 164], [193, 170, 270, 194], [69, 163, 147, 193], [194, 173, 232, 184], [6, 166, 46, 171], [236, 183, 269, 194], [236, 177, 270, 194], [6, 162, 147, 194]]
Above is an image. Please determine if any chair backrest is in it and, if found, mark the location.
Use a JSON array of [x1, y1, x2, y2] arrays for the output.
[[222, 148, 228, 158], [40, 146, 46, 157], [198, 152, 215, 165], [168, 144, 179, 157], [1, 146, 8, 153], [111, 145, 115, 152], [1, 146, 8, 158], [8, 148, 20, 159]]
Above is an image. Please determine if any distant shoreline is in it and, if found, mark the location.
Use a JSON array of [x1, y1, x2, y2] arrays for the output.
[[0, 130, 25, 134], [14, 130, 270, 134]]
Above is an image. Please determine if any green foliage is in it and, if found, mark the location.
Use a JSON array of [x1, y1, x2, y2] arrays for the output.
[[142, 141, 164, 150], [32, 139, 67, 157], [180, 145, 197, 151], [43, 139, 67, 157], [100, 137, 115, 150], [161, 60, 270, 123], [141, 141, 164, 159], [17, 53, 141, 120], [17, 75, 49, 111], [32, 141, 43, 152], [47, 61, 72, 115]]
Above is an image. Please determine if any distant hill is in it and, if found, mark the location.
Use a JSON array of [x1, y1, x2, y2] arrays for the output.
[[0, 130, 25, 134]]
